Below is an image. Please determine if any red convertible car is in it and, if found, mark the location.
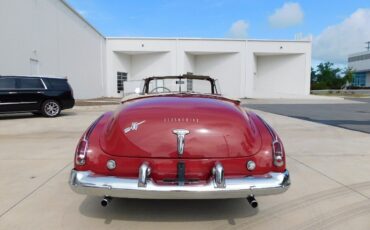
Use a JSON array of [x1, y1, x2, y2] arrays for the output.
[[69, 74, 290, 208]]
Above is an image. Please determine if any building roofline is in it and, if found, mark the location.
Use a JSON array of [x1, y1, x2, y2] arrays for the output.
[[106, 37, 247, 41], [247, 39, 311, 43], [348, 65, 370, 72], [348, 50, 370, 57], [60, 0, 105, 38], [58, 1, 311, 44], [106, 36, 311, 43], [352, 69, 370, 73]]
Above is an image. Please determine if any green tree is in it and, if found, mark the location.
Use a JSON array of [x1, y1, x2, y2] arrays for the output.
[[342, 67, 354, 87], [311, 67, 317, 83], [311, 62, 348, 90]]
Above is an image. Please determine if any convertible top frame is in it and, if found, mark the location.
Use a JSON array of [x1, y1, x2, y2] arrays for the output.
[[142, 74, 218, 94]]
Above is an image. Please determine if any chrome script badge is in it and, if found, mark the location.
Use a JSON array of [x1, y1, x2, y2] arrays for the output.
[[124, 120, 146, 134]]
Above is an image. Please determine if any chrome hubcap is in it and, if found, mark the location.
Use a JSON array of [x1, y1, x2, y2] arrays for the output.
[[45, 102, 59, 116]]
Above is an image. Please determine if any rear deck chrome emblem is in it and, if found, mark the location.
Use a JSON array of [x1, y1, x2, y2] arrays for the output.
[[173, 129, 190, 156], [124, 120, 145, 134]]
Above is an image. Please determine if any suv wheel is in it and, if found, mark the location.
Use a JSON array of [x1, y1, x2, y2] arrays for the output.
[[42, 100, 61, 117]]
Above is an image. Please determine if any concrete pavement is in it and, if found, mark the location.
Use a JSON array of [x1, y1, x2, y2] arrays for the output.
[[0, 105, 370, 229]]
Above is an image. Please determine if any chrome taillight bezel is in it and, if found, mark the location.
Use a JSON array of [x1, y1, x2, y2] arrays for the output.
[[75, 138, 88, 165], [272, 140, 284, 167], [74, 115, 104, 166]]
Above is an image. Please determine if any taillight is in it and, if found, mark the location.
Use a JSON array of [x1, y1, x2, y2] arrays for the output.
[[68, 82, 74, 98], [75, 138, 88, 165], [74, 115, 104, 166], [257, 115, 285, 168], [272, 140, 284, 167]]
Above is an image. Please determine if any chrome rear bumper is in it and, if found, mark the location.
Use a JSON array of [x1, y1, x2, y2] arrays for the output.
[[69, 169, 290, 199]]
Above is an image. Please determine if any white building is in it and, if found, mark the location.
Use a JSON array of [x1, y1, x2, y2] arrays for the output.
[[0, 0, 312, 99], [348, 50, 370, 87], [0, 0, 105, 99]]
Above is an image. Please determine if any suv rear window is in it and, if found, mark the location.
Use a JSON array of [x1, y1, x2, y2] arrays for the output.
[[18, 78, 44, 89], [46, 79, 70, 90], [0, 78, 17, 89]]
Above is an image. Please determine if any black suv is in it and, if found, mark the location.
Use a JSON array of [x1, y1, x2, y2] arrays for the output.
[[0, 76, 75, 117]]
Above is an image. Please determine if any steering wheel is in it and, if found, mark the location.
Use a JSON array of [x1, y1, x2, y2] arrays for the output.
[[150, 86, 171, 93]]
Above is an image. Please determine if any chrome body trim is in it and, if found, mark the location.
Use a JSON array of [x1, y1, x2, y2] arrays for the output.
[[172, 129, 190, 156], [69, 169, 290, 199], [257, 115, 277, 141], [0, 101, 38, 105], [40, 78, 48, 89]]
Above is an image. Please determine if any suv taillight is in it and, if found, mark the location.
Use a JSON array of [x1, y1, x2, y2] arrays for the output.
[[68, 81, 74, 98]]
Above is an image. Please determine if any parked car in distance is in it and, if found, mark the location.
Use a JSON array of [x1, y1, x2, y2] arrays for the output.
[[69, 74, 290, 208], [0, 75, 75, 117]]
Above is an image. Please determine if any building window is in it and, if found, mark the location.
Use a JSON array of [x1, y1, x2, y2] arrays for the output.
[[187, 79, 193, 91], [352, 73, 366, 87], [348, 53, 370, 62], [117, 72, 127, 93]]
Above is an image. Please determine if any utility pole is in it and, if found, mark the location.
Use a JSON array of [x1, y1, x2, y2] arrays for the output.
[[366, 41, 370, 51]]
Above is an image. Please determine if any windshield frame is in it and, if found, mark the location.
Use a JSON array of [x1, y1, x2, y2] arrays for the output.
[[142, 75, 219, 95]]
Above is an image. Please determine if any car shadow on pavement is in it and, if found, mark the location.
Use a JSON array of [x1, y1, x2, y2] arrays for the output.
[[79, 196, 258, 225], [0, 111, 77, 120]]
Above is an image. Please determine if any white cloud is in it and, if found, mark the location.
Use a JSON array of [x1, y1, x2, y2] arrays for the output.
[[268, 2, 304, 28], [227, 20, 249, 38], [313, 8, 370, 64]]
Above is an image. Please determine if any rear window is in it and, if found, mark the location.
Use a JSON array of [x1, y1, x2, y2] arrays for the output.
[[18, 78, 44, 89], [45, 78, 70, 90], [0, 78, 17, 89]]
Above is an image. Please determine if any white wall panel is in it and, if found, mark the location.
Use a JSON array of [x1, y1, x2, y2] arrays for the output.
[[131, 52, 171, 79], [194, 53, 241, 98], [254, 54, 306, 97], [0, 0, 105, 99]]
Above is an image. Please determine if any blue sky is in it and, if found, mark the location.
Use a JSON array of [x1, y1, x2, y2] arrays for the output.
[[67, 0, 370, 65]]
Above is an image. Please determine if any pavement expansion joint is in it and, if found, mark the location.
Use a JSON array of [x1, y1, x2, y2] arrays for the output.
[[0, 161, 73, 219], [288, 156, 370, 200]]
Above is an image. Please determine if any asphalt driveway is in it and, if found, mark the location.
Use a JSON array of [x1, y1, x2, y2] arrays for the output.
[[243, 98, 370, 134]]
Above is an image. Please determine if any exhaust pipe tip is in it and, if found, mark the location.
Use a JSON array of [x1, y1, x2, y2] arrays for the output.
[[247, 195, 258, 208], [101, 196, 112, 207]]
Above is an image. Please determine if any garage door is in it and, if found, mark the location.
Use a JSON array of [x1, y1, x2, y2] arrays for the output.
[[254, 54, 306, 98]]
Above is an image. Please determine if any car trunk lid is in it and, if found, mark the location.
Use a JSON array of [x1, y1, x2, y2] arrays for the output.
[[100, 95, 261, 159]]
